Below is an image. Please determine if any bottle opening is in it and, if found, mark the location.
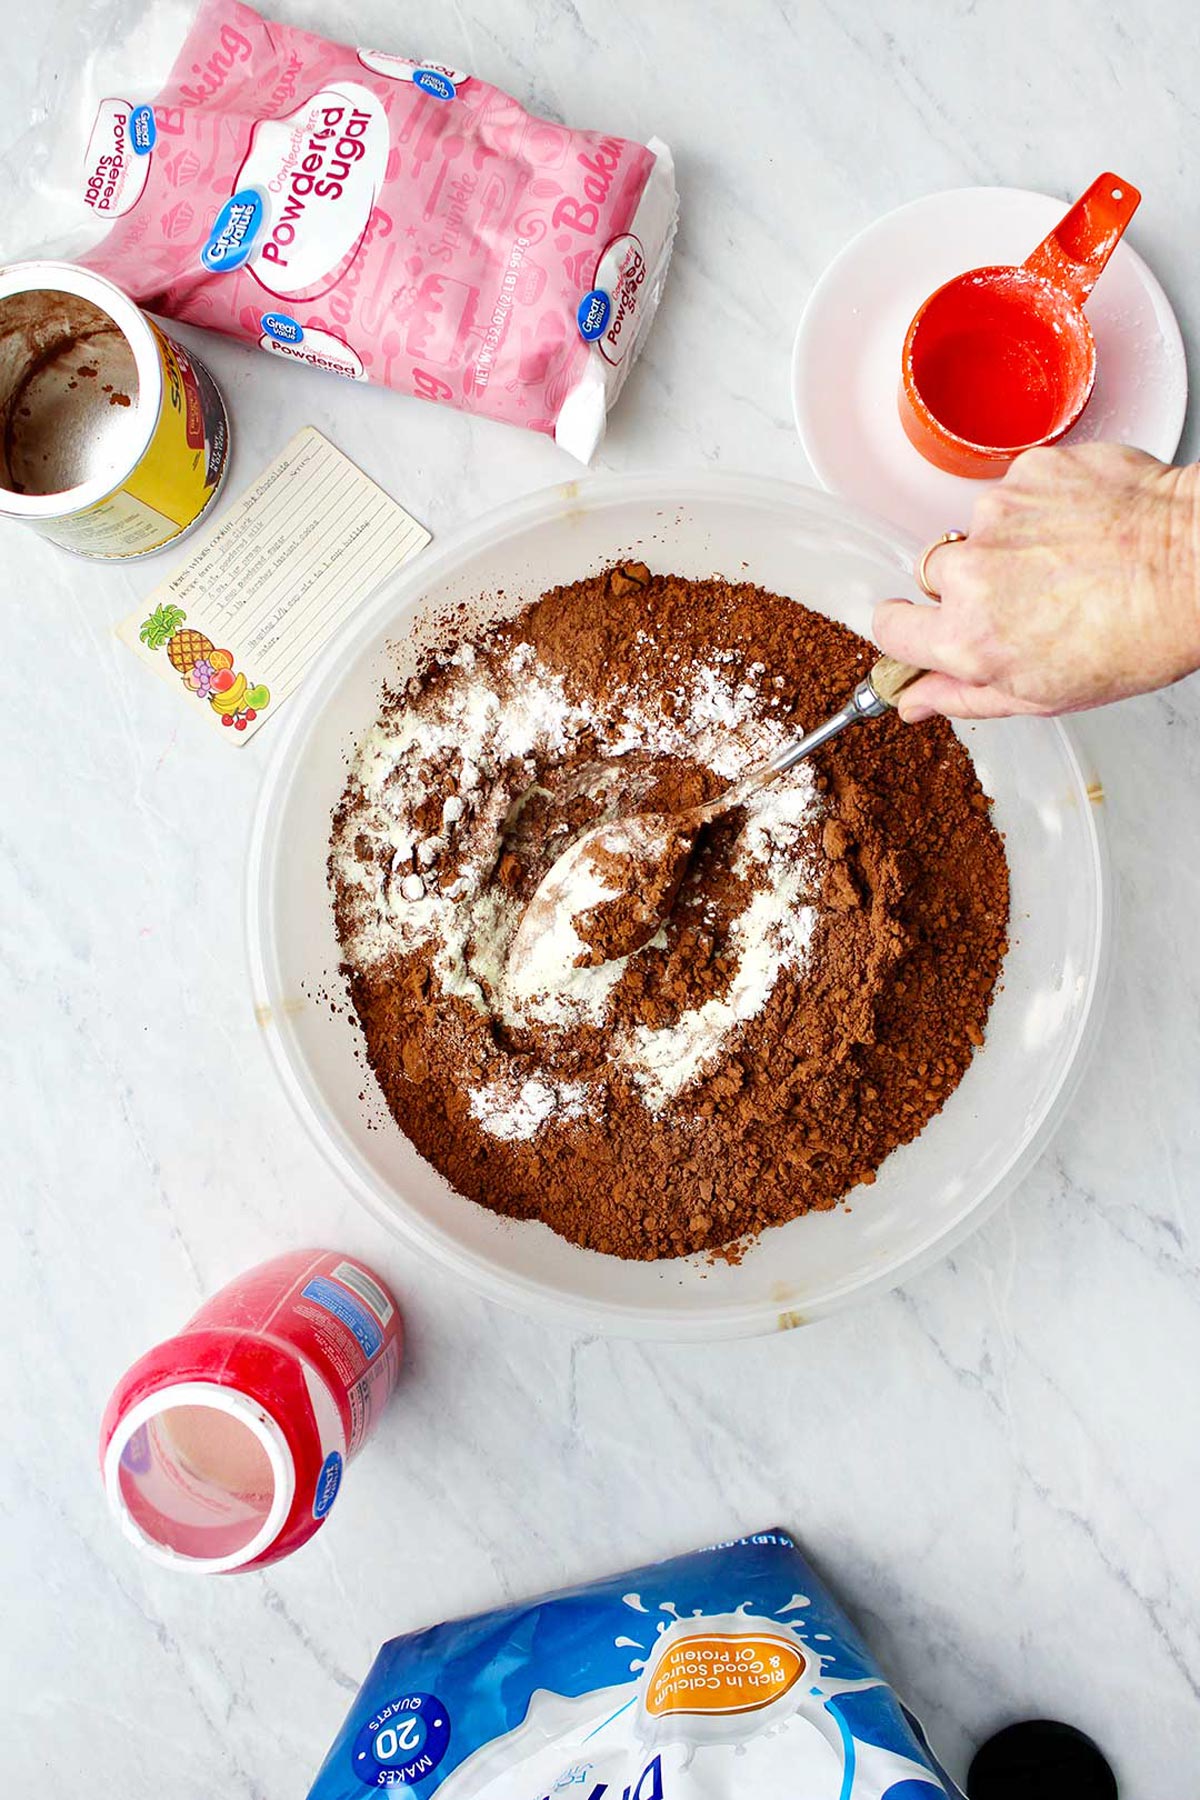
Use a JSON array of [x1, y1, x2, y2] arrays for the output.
[[106, 1384, 293, 1572]]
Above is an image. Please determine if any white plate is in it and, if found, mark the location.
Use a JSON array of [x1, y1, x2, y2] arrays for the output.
[[792, 186, 1188, 540]]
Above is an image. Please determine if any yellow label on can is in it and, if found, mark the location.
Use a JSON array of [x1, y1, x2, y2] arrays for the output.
[[124, 327, 224, 530]]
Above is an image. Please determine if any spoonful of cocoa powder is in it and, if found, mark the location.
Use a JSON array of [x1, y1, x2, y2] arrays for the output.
[[508, 651, 923, 980]]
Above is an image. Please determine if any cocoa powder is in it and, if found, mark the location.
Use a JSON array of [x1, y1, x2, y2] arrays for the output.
[[571, 823, 696, 965], [330, 566, 1009, 1261]]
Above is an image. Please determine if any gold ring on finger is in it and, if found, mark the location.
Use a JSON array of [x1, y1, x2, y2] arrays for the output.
[[916, 530, 968, 599]]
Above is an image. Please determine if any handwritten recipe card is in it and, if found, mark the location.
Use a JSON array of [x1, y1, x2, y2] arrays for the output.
[[120, 428, 430, 742]]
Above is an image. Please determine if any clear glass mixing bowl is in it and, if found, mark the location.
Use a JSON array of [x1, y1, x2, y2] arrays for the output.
[[247, 473, 1110, 1340]]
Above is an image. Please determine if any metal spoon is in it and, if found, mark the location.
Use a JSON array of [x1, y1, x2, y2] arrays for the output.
[[508, 654, 923, 974]]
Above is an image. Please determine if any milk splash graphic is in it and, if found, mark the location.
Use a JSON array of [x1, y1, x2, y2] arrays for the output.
[[432, 1595, 944, 1797], [308, 1531, 956, 1799]]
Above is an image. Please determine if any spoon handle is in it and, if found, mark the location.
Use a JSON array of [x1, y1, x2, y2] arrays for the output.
[[752, 655, 928, 784], [868, 654, 925, 709]]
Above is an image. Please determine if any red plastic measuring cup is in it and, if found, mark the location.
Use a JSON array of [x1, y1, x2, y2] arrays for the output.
[[899, 173, 1141, 478]]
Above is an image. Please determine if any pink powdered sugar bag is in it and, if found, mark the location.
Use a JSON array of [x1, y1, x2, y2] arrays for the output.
[[13, 0, 676, 459]]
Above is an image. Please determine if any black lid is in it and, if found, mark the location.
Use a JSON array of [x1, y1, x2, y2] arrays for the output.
[[968, 1720, 1117, 1799]]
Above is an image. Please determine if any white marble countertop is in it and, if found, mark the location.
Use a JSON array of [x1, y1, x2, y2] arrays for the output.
[[4, 2, 1199, 1793]]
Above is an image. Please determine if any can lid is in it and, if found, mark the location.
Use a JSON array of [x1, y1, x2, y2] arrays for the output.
[[102, 1379, 296, 1575]]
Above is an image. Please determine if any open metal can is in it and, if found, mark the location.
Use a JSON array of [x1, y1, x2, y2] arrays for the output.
[[0, 260, 229, 559]]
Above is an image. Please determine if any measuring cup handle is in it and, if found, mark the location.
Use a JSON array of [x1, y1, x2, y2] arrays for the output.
[[1023, 172, 1141, 306]]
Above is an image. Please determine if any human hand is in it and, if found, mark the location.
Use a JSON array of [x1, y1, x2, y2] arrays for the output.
[[873, 444, 1200, 720]]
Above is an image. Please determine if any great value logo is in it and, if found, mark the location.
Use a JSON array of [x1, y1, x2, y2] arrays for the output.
[[130, 104, 157, 154], [412, 67, 457, 100], [261, 311, 304, 344], [202, 189, 265, 272], [577, 288, 611, 341], [313, 1450, 343, 1519]]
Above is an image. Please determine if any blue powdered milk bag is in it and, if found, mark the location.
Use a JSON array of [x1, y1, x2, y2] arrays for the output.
[[308, 1529, 959, 1798]]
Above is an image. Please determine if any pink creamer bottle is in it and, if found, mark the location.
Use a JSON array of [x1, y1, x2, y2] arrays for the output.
[[99, 1249, 401, 1574]]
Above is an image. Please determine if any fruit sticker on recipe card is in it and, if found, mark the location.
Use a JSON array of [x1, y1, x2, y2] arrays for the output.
[[118, 427, 430, 741]]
